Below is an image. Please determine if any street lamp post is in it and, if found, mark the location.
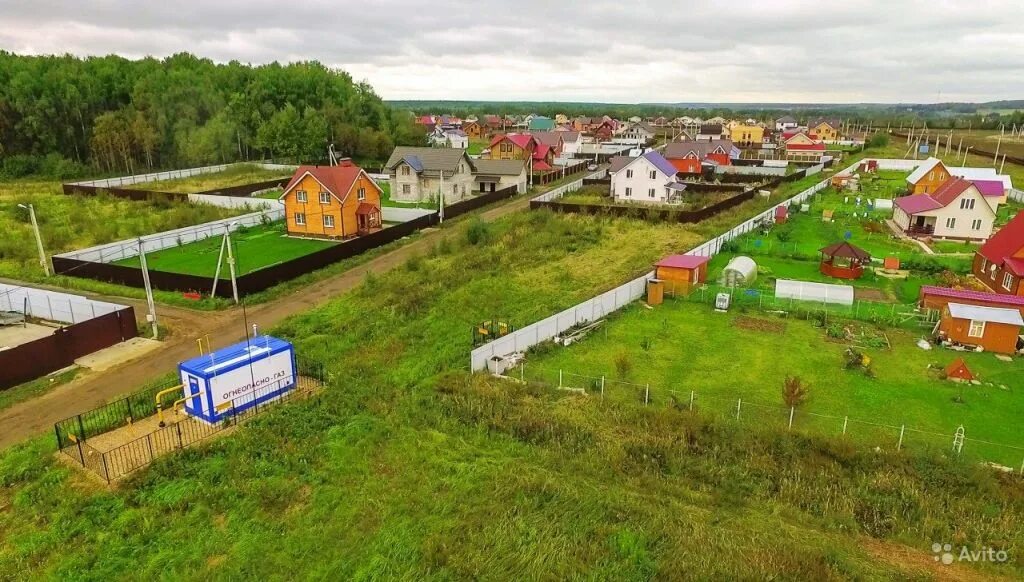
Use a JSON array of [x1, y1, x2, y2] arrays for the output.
[[17, 204, 49, 276]]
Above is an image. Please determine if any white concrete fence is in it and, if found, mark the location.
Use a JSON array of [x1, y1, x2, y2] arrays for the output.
[[67, 162, 297, 190], [716, 165, 787, 177], [54, 209, 284, 264], [1009, 188, 1024, 203], [0, 283, 127, 324], [470, 157, 885, 372]]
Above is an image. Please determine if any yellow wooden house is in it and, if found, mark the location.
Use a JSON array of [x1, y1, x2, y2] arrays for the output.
[[279, 161, 383, 239]]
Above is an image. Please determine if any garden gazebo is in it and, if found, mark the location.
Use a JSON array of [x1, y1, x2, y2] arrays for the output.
[[819, 241, 871, 280]]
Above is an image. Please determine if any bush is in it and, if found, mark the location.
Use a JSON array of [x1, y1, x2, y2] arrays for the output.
[[783, 376, 809, 407], [867, 133, 890, 149], [614, 352, 632, 378], [465, 218, 491, 246]]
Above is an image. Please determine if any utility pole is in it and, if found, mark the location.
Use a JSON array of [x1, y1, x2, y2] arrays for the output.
[[224, 225, 239, 304], [137, 238, 159, 339], [18, 204, 49, 276], [438, 170, 445, 223], [994, 135, 1001, 167]]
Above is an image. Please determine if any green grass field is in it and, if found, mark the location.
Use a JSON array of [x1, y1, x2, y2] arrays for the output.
[[2, 209, 1022, 578], [123, 163, 294, 193], [524, 300, 1024, 460], [113, 222, 336, 277]]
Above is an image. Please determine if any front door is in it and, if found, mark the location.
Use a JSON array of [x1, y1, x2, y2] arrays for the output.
[[914, 216, 926, 228], [357, 213, 369, 234]]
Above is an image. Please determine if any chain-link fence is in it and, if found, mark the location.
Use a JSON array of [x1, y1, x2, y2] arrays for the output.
[[509, 364, 1024, 472]]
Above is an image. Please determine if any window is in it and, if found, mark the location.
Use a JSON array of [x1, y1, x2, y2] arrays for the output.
[[968, 320, 985, 338], [960, 198, 975, 210], [648, 188, 655, 198], [319, 191, 331, 204], [1004, 272, 1015, 291], [401, 166, 410, 176], [296, 190, 307, 203], [626, 169, 633, 178], [625, 187, 632, 197], [923, 186, 929, 193], [979, 257, 988, 272], [357, 187, 366, 201], [323, 215, 335, 229], [945, 217, 956, 229], [402, 184, 411, 194], [971, 219, 982, 231], [294, 212, 305, 226], [452, 184, 457, 194], [649, 170, 657, 179]]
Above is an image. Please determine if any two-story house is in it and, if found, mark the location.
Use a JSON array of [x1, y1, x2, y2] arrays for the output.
[[663, 140, 739, 174], [279, 161, 383, 239], [905, 157, 953, 194], [892, 178, 999, 241], [730, 124, 764, 147], [609, 150, 687, 205], [386, 146, 476, 204], [784, 132, 826, 162], [974, 212, 1024, 296], [809, 118, 842, 142]]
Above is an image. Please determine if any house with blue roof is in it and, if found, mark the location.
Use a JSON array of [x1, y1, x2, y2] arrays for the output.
[[608, 150, 687, 205]]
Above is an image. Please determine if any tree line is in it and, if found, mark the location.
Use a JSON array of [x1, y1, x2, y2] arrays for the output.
[[0, 52, 426, 178]]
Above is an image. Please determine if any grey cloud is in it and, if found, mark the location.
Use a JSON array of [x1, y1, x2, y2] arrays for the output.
[[0, 0, 1022, 102]]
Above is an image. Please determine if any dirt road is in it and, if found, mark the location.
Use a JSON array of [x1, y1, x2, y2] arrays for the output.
[[0, 193, 537, 449]]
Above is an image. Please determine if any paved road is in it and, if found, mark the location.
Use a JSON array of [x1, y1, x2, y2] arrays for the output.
[[0, 190, 544, 449]]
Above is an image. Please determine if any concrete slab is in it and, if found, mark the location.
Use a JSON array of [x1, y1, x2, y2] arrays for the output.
[[0, 322, 56, 350], [74, 337, 163, 372]]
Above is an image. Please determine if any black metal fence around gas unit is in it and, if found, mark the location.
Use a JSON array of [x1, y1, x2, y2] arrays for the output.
[[58, 363, 325, 482]]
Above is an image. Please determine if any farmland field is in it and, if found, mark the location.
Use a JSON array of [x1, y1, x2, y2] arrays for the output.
[[112, 222, 337, 277], [522, 300, 1024, 460], [122, 163, 294, 193], [1, 209, 1021, 579]]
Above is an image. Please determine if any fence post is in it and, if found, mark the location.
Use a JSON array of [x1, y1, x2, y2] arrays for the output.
[[520, 363, 524, 382], [736, 398, 742, 420], [600, 376, 605, 399], [788, 406, 795, 430], [77, 414, 86, 441], [75, 439, 84, 466], [644, 384, 649, 406], [689, 391, 694, 411], [897, 425, 905, 451], [175, 422, 184, 449], [125, 397, 134, 423], [101, 452, 110, 483], [147, 433, 155, 462], [842, 416, 848, 435], [558, 369, 563, 389]]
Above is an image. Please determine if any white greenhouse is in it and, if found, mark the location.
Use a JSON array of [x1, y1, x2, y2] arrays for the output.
[[774, 279, 854, 306], [720, 256, 757, 287]]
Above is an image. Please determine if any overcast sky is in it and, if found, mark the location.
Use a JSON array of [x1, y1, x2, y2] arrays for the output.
[[1, 1, 1022, 104]]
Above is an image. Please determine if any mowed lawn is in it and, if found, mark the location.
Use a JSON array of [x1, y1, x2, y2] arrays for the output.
[[113, 223, 336, 277], [525, 300, 1024, 462]]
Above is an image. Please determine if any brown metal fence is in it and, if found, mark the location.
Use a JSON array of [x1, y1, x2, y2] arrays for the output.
[[0, 307, 138, 390], [58, 364, 325, 482], [51, 185, 524, 298]]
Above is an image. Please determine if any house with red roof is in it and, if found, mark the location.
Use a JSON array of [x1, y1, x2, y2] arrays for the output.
[[783, 132, 825, 162], [488, 133, 555, 171], [279, 160, 383, 239], [891, 178, 998, 241], [663, 140, 739, 174], [973, 211, 1024, 296]]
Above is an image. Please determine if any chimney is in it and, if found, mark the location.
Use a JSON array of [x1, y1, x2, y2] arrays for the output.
[[338, 157, 354, 167]]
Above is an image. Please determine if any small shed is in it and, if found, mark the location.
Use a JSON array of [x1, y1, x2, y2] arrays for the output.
[[944, 358, 975, 382], [720, 256, 757, 287], [774, 205, 788, 224], [819, 241, 871, 280], [655, 254, 711, 295], [939, 303, 1024, 355]]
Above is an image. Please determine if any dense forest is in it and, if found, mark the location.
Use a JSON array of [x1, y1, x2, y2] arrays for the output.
[[0, 52, 426, 178]]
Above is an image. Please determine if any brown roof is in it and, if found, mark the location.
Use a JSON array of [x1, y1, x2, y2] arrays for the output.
[[608, 156, 636, 173], [820, 241, 871, 261], [930, 178, 975, 207], [282, 164, 369, 202]]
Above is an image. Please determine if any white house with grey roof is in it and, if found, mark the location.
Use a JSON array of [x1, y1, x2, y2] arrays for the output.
[[609, 150, 687, 205], [385, 147, 476, 204]]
